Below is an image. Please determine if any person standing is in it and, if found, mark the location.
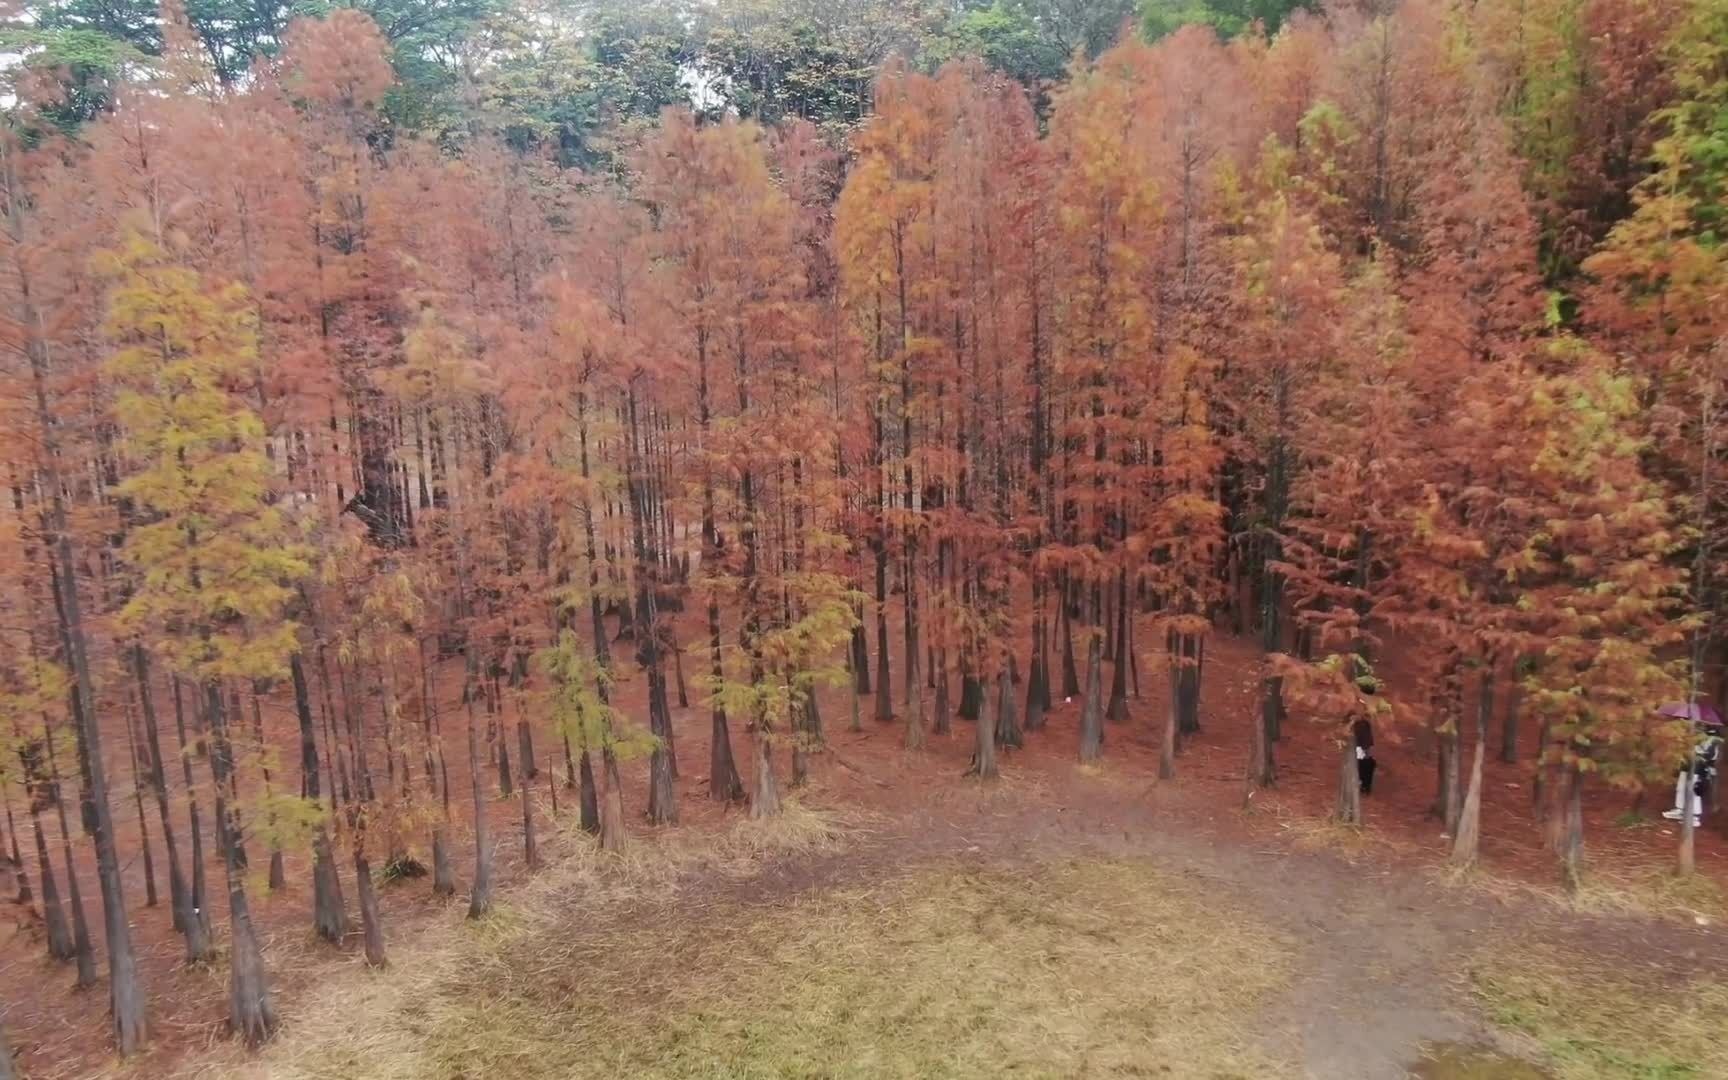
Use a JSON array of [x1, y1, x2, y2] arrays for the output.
[[1353, 713, 1377, 795], [1664, 715, 1724, 826]]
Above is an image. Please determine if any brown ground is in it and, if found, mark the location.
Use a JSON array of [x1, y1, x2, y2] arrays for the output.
[[2, 621, 1723, 1079]]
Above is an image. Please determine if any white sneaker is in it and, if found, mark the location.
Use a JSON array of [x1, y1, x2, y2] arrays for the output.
[[1663, 809, 1685, 820]]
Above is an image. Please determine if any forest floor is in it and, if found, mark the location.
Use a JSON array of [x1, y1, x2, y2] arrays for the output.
[[5, 630, 1727, 1079]]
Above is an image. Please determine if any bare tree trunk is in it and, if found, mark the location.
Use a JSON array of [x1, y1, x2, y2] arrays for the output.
[[1334, 738, 1362, 825], [1560, 764, 1585, 893], [578, 751, 600, 834], [26, 791, 73, 960], [933, 651, 952, 736], [520, 729, 538, 870], [354, 849, 387, 967], [1107, 572, 1129, 723], [170, 680, 215, 962], [995, 656, 1022, 750], [1078, 636, 1104, 763], [122, 699, 158, 908], [750, 726, 782, 820], [904, 645, 925, 750], [600, 750, 626, 852], [206, 685, 276, 1046], [1451, 739, 1486, 867], [465, 663, 493, 920], [969, 670, 1001, 781], [135, 647, 190, 935], [45, 734, 95, 988], [2, 778, 31, 905]]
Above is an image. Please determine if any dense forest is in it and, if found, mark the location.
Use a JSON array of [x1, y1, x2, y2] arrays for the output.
[[0, 0, 1725, 1066]]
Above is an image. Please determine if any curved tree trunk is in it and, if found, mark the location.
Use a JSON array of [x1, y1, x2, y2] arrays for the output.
[[1450, 739, 1486, 868]]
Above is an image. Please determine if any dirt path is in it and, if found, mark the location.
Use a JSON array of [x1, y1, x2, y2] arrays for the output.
[[790, 741, 1722, 1079]]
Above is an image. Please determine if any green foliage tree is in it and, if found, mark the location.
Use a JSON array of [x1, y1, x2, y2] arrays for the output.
[[105, 223, 311, 1045]]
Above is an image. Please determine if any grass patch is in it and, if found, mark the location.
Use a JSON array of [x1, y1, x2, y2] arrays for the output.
[[1450, 863, 1726, 923], [1473, 945, 1728, 1080], [212, 837, 1291, 1079]]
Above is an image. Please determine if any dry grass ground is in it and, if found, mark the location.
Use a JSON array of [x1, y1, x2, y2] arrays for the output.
[[193, 804, 1293, 1080], [1471, 944, 1728, 1080]]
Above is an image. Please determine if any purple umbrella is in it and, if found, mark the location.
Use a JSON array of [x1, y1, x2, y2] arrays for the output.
[[1658, 701, 1725, 726]]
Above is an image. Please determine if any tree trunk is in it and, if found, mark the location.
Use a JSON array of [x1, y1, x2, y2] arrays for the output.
[[578, 750, 600, 833], [292, 654, 348, 941], [169, 680, 215, 962], [27, 796, 73, 961], [1160, 667, 1179, 782], [1024, 629, 1047, 732], [46, 735, 96, 988], [874, 552, 893, 723], [904, 645, 925, 750], [465, 670, 493, 920], [1060, 578, 1080, 699], [521, 741, 538, 870], [354, 850, 387, 968], [933, 655, 952, 736], [750, 728, 782, 819], [1107, 573, 1129, 723], [600, 750, 626, 852], [1439, 721, 1463, 837], [1559, 764, 1585, 893], [1451, 739, 1486, 868], [1078, 636, 1104, 763], [996, 657, 1022, 750], [969, 672, 1001, 781], [431, 827, 455, 897], [1334, 738, 1362, 825], [207, 685, 276, 1046], [122, 700, 158, 908]]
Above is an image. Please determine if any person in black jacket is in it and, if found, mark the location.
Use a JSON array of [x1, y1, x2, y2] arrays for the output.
[[1352, 713, 1376, 796]]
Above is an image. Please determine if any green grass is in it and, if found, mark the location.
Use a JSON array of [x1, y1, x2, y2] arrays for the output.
[[1473, 945, 1728, 1080], [212, 819, 1292, 1079]]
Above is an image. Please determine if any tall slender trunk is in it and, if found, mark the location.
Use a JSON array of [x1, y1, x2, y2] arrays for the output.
[[25, 780, 73, 960], [205, 684, 276, 1046], [133, 647, 190, 935], [1559, 764, 1585, 893], [1107, 572, 1129, 723], [1078, 636, 1104, 763], [170, 679, 215, 961], [44, 730, 95, 987], [121, 699, 158, 907]]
